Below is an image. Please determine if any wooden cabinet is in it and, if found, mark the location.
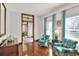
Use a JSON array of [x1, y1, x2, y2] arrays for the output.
[[0, 43, 22, 56]]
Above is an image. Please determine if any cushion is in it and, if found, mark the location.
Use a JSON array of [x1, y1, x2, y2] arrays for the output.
[[63, 39, 76, 49], [45, 35, 50, 39], [54, 43, 61, 46], [54, 46, 64, 52], [67, 40, 75, 49], [62, 38, 67, 43], [54, 42, 63, 46], [64, 47, 78, 53]]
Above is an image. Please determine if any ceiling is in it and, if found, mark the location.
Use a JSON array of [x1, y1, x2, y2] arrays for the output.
[[5, 3, 65, 16]]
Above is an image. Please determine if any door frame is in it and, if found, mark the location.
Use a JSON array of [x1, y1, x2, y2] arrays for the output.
[[21, 13, 34, 55]]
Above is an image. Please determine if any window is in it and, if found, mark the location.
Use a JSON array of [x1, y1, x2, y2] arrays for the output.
[[65, 5, 79, 45], [46, 16, 52, 40], [65, 16, 79, 42]]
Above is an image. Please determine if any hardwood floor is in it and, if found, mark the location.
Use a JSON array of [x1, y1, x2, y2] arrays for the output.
[[23, 42, 34, 56], [23, 42, 53, 56], [34, 42, 49, 56], [22, 42, 79, 56]]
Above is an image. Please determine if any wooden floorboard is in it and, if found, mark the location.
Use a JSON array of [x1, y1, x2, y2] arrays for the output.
[[34, 42, 49, 56], [23, 42, 53, 56]]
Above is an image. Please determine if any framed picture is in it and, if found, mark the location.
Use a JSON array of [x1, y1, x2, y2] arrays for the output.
[[0, 3, 6, 37]]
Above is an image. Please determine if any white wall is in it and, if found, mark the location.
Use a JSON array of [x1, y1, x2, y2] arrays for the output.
[[6, 10, 10, 35], [34, 16, 44, 40], [10, 11, 21, 42]]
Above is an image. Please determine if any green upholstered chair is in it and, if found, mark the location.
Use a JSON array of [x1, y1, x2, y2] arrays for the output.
[[38, 35, 50, 47], [53, 41, 64, 56], [53, 39, 78, 56], [64, 39, 78, 56]]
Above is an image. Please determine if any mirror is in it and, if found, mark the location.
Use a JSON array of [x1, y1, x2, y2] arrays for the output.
[[0, 3, 6, 37]]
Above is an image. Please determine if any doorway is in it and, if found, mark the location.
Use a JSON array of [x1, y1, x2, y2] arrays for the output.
[[21, 13, 34, 56]]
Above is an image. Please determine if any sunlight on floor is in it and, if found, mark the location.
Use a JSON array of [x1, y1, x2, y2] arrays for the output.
[[48, 46, 53, 56]]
